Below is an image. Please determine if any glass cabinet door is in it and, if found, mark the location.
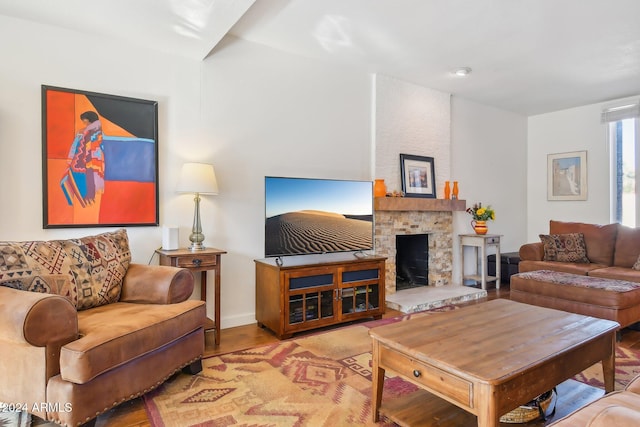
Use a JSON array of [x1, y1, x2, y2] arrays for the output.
[[286, 270, 335, 326], [340, 284, 380, 315], [288, 290, 334, 324], [340, 267, 381, 316], [320, 290, 334, 318]]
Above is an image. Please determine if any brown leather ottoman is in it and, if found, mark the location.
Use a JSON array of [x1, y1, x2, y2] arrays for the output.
[[511, 270, 640, 329]]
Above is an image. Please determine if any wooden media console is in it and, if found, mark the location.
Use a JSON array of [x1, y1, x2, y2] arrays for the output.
[[255, 254, 386, 339]]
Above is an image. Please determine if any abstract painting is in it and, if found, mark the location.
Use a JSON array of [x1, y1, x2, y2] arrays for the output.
[[42, 86, 158, 227]]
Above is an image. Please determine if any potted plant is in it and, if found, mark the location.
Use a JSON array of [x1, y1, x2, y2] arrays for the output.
[[466, 203, 495, 234]]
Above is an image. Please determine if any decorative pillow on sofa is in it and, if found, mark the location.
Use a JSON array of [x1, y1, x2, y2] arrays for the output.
[[0, 229, 131, 310], [633, 255, 640, 271], [549, 220, 617, 266], [539, 233, 590, 263]]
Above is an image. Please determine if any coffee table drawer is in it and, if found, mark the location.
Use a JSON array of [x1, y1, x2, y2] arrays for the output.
[[380, 345, 472, 408]]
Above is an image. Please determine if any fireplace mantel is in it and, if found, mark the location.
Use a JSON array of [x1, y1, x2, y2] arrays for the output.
[[374, 197, 466, 212]]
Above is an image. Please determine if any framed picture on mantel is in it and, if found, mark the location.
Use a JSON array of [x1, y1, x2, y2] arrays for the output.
[[400, 153, 436, 198]]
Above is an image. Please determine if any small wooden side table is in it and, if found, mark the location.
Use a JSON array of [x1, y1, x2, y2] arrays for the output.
[[459, 234, 501, 290], [156, 247, 226, 345]]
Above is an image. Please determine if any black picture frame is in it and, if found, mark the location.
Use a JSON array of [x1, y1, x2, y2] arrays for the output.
[[42, 85, 159, 228], [400, 153, 436, 198]]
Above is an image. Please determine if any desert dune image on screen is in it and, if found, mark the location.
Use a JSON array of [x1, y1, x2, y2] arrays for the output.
[[265, 177, 373, 256]]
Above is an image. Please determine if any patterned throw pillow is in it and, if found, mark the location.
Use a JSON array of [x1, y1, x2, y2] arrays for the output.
[[633, 255, 640, 271], [0, 229, 131, 310], [539, 233, 590, 263]]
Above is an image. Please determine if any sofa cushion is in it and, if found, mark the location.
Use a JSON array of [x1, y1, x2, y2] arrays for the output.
[[518, 260, 606, 275], [549, 221, 618, 265], [614, 225, 640, 268], [540, 233, 589, 263], [549, 391, 640, 426], [0, 229, 131, 310], [626, 372, 640, 394], [588, 406, 640, 426], [59, 300, 205, 384], [589, 266, 640, 283]]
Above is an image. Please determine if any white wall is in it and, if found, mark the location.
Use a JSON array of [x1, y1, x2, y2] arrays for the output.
[[372, 79, 529, 284], [451, 97, 528, 278], [374, 74, 451, 194], [0, 14, 200, 255], [171, 36, 373, 327], [0, 14, 529, 328], [0, 17, 374, 328], [527, 95, 640, 241]]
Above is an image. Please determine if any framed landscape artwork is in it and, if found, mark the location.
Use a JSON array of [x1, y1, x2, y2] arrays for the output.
[[400, 153, 436, 198], [42, 85, 159, 228], [547, 150, 587, 201]]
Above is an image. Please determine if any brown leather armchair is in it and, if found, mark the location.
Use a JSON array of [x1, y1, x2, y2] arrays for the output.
[[0, 263, 206, 426]]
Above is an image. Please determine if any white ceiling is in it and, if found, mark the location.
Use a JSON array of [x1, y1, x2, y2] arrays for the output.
[[1, 0, 639, 116]]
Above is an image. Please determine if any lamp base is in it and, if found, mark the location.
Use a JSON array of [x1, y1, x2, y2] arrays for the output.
[[188, 194, 206, 251], [188, 242, 206, 251]]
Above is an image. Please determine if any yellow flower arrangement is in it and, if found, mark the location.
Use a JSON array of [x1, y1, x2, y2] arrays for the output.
[[467, 203, 495, 221]]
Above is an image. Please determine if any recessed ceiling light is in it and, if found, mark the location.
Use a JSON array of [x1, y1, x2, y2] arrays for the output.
[[453, 67, 472, 77]]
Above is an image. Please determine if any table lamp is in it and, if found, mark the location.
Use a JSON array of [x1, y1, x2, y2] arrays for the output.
[[176, 162, 219, 251]]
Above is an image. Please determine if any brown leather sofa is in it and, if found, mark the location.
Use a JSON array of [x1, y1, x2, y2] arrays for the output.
[[519, 220, 640, 281], [514, 221, 640, 328], [0, 230, 206, 426], [549, 373, 640, 426]]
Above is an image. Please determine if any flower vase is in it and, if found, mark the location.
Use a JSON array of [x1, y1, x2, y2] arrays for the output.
[[471, 220, 488, 235], [374, 179, 387, 197], [444, 181, 451, 199]]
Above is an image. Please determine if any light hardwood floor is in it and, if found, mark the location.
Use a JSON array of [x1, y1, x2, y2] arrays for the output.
[[33, 285, 640, 426]]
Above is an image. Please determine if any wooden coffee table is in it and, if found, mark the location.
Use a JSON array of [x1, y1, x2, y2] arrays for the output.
[[369, 299, 619, 427]]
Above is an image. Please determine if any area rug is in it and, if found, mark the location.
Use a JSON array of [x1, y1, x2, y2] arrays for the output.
[[573, 345, 640, 391], [143, 310, 449, 427], [144, 309, 640, 427]]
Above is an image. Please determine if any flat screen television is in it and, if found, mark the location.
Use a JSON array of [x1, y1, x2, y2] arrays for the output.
[[264, 176, 373, 257]]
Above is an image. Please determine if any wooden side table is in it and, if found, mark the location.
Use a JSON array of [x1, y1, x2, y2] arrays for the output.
[[156, 247, 226, 345], [459, 234, 501, 290]]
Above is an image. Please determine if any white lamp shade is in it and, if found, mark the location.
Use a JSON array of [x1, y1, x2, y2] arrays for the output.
[[176, 162, 219, 195]]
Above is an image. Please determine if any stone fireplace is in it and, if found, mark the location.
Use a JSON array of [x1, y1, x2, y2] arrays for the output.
[[374, 197, 466, 295]]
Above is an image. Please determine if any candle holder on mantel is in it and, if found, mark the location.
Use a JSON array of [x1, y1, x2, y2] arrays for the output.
[[452, 181, 459, 200], [444, 181, 451, 199]]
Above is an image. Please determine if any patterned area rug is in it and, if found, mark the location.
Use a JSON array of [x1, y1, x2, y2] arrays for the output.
[[574, 345, 640, 391], [144, 309, 640, 426]]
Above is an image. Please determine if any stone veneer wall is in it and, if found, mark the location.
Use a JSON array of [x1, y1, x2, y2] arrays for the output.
[[375, 210, 453, 295]]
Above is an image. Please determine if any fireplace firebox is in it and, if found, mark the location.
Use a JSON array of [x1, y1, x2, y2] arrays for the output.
[[396, 234, 428, 290]]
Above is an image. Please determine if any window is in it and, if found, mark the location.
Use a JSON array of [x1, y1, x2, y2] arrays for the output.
[[603, 103, 640, 226]]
